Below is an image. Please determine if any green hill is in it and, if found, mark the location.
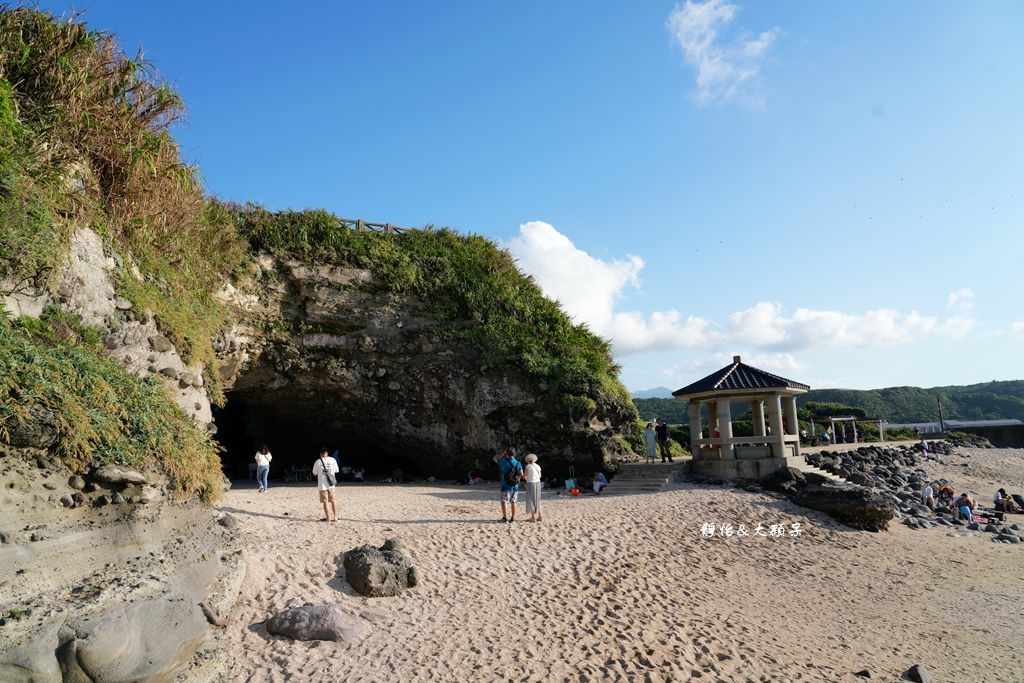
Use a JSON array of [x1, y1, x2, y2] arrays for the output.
[[796, 381, 1024, 423]]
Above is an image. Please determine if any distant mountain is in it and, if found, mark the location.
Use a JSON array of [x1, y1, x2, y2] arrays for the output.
[[796, 381, 1024, 423], [634, 380, 1024, 425], [631, 386, 674, 399]]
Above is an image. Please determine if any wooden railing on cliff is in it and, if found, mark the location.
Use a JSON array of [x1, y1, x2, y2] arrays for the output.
[[338, 218, 420, 235]]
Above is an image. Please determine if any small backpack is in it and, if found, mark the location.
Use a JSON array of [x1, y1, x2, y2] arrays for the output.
[[505, 464, 522, 486]]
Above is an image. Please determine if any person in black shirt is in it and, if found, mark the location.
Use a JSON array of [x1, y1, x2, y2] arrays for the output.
[[655, 418, 673, 462]]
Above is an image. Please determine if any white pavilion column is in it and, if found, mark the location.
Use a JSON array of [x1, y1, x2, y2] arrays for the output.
[[752, 400, 766, 438], [783, 397, 798, 436], [707, 401, 719, 436], [717, 398, 734, 458], [688, 402, 702, 457], [768, 395, 785, 458]]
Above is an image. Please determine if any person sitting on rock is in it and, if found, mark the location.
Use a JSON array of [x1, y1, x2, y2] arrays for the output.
[[921, 482, 936, 509], [993, 488, 1018, 513], [592, 471, 608, 495], [955, 493, 975, 522]]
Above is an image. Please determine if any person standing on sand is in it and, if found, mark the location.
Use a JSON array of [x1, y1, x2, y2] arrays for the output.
[[255, 444, 272, 492], [643, 423, 657, 464], [523, 453, 543, 522], [312, 447, 339, 523], [493, 449, 523, 524], [655, 418, 673, 462]]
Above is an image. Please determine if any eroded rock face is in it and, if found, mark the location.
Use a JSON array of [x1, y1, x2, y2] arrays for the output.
[[792, 485, 895, 532], [0, 447, 245, 682], [216, 255, 633, 476]]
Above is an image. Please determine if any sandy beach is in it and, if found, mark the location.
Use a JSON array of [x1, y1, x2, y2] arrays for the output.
[[216, 448, 1024, 682]]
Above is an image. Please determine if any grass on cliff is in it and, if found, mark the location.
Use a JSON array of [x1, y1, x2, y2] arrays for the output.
[[0, 313, 223, 502], [234, 205, 638, 421], [0, 8, 247, 402]]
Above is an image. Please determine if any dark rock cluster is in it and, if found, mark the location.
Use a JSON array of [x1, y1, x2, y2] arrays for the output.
[[804, 442, 1024, 545]]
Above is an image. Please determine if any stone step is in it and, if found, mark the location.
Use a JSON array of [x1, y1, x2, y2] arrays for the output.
[[791, 460, 849, 485], [602, 462, 681, 494]]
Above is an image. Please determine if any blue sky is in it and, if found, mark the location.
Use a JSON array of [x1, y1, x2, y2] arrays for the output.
[[39, 1, 1023, 392]]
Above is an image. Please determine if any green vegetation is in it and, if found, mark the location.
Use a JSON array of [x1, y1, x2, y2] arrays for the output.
[[634, 397, 687, 424], [796, 382, 1024, 423], [0, 7, 242, 498], [0, 8, 248, 402], [0, 313, 223, 502], [234, 206, 638, 421]]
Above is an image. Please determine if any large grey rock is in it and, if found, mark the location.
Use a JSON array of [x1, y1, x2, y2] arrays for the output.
[[792, 485, 895, 532], [148, 334, 174, 352], [902, 663, 933, 683], [265, 603, 366, 642], [2, 404, 58, 449], [56, 593, 208, 682], [343, 538, 418, 597], [91, 465, 148, 486], [759, 466, 806, 492]]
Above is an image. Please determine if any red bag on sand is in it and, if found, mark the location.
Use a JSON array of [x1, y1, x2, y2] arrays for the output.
[[571, 488, 580, 497]]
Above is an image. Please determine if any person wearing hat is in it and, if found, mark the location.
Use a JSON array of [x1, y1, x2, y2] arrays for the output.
[[523, 453, 543, 522]]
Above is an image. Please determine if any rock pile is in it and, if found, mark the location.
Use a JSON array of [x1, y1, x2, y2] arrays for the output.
[[805, 442, 1024, 545]]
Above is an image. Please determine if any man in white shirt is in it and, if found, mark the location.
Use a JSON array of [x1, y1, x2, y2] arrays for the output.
[[312, 447, 340, 522]]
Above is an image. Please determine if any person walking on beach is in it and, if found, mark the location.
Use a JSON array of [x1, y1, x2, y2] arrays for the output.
[[523, 453, 543, 522], [255, 444, 272, 492], [655, 419, 673, 462], [643, 423, 657, 464], [493, 449, 523, 524], [313, 447, 339, 523]]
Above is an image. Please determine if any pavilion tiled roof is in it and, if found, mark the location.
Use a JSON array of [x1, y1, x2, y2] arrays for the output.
[[672, 356, 810, 397]]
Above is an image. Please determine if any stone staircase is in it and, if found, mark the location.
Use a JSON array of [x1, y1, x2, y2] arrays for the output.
[[789, 459, 849, 485], [606, 461, 679, 495]]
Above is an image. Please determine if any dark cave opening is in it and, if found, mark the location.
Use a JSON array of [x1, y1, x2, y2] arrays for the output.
[[212, 392, 426, 483]]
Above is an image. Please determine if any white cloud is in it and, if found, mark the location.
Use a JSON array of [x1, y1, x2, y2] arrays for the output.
[[506, 221, 974, 358], [505, 221, 716, 353], [667, 0, 781, 107], [662, 351, 807, 384], [1012, 321, 1024, 339], [947, 288, 974, 310]]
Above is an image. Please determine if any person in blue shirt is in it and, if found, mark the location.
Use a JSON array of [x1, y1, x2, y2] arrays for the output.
[[493, 448, 524, 524]]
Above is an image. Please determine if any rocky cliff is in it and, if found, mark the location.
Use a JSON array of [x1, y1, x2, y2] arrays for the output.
[[216, 246, 638, 478], [0, 8, 639, 680]]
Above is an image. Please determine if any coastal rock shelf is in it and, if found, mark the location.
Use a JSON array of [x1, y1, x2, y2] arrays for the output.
[[0, 447, 245, 681]]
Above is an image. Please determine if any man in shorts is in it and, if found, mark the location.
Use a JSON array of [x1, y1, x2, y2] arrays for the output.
[[493, 449, 524, 524], [312, 447, 339, 522]]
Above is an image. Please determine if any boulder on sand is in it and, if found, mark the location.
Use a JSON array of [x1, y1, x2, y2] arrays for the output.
[[343, 538, 418, 598], [265, 603, 366, 642]]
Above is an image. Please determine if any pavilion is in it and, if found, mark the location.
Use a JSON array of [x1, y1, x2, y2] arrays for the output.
[[672, 355, 810, 479]]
